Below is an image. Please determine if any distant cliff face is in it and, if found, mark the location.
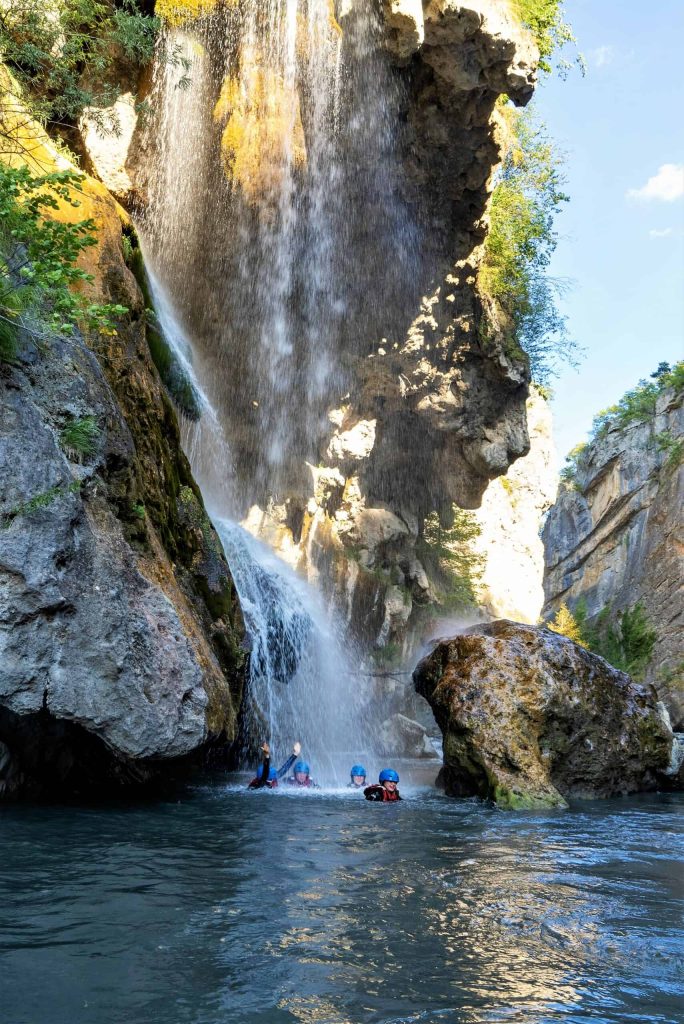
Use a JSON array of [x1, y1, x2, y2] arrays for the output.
[[473, 388, 558, 624], [542, 386, 683, 727], [0, 109, 244, 800]]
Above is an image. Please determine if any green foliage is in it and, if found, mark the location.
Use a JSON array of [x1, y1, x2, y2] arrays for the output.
[[547, 601, 586, 647], [655, 430, 684, 470], [418, 507, 484, 610], [481, 106, 577, 385], [590, 361, 684, 441], [574, 598, 658, 681], [2, 479, 81, 528], [0, 164, 127, 359], [0, 0, 159, 137], [510, 0, 583, 76], [60, 415, 99, 459], [559, 440, 587, 484]]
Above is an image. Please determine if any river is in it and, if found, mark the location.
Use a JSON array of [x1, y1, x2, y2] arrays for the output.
[[2, 778, 682, 1024]]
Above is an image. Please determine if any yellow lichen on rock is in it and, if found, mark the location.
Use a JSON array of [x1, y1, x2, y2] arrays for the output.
[[213, 55, 307, 204], [155, 0, 221, 27]]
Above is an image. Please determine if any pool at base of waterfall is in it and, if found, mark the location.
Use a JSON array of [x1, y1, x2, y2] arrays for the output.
[[1, 780, 682, 1024]]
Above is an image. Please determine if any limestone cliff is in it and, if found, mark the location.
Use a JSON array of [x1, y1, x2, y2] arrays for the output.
[[542, 385, 683, 727], [0, 101, 244, 800], [472, 387, 557, 623], [118, 1, 541, 654]]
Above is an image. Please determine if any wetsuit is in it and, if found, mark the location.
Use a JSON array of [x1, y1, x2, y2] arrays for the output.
[[248, 752, 297, 789], [286, 776, 319, 789], [364, 784, 401, 802]]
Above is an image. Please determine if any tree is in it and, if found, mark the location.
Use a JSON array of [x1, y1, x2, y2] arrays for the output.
[[547, 602, 587, 647], [0, 164, 126, 361], [481, 106, 578, 385], [0, 0, 163, 161]]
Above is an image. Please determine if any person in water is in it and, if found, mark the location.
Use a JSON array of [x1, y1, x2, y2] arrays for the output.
[[248, 741, 301, 789], [364, 768, 401, 801], [348, 764, 367, 789], [286, 760, 319, 788]]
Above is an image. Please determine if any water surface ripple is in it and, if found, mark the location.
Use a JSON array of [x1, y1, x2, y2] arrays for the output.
[[1, 785, 682, 1024]]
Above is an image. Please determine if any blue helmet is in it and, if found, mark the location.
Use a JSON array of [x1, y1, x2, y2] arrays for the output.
[[294, 760, 310, 775], [268, 767, 278, 782], [350, 764, 367, 778], [379, 768, 399, 784]]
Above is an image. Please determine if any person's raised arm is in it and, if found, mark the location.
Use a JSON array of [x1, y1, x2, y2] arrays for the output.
[[257, 742, 271, 786], [277, 741, 301, 779]]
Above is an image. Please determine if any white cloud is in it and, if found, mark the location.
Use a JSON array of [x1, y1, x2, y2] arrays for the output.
[[591, 45, 614, 68], [627, 164, 684, 202], [649, 227, 673, 238]]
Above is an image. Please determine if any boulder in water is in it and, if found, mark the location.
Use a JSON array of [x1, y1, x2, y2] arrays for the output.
[[414, 620, 675, 809], [378, 713, 438, 759]]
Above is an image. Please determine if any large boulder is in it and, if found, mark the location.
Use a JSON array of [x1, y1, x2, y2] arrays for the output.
[[414, 620, 675, 809]]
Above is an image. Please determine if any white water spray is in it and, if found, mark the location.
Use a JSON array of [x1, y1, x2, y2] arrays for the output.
[[136, 2, 416, 770]]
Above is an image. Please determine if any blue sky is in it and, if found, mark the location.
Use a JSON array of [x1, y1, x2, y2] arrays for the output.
[[531, 0, 684, 459]]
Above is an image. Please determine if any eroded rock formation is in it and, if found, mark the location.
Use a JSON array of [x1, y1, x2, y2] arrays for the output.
[[543, 385, 684, 727], [414, 620, 676, 808], [0, 111, 244, 800], [121, 1, 541, 652]]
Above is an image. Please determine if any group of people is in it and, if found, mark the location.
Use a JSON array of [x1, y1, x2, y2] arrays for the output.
[[248, 743, 401, 801]]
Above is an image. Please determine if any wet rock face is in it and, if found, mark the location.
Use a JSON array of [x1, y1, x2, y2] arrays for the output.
[[204, 2, 539, 648], [414, 620, 675, 809], [0, 170, 244, 800], [543, 386, 684, 727]]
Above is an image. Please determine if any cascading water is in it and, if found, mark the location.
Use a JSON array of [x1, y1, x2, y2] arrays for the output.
[[136, 1, 419, 771], [215, 519, 374, 780]]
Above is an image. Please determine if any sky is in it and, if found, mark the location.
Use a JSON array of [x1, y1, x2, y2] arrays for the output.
[[530, 0, 684, 459]]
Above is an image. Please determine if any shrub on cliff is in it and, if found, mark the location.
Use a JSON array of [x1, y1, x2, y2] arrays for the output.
[[510, 0, 582, 76], [0, 164, 126, 360], [590, 360, 684, 440], [0, 0, 158, 144], [575, 600, 658, 682], [481, 106, 576, 385]]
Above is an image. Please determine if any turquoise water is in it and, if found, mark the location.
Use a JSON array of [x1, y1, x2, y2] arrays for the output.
[[1, 781, 682, 1024]]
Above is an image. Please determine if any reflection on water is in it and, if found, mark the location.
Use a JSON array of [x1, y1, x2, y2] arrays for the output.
[[1, 784, 682, 1024]]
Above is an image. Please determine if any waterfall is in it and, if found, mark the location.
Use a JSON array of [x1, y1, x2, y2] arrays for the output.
[[137, 1, 418, 765], [215, 519, 373, 780]]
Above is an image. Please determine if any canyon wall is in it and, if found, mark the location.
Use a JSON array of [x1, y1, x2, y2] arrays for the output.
[[542, 385, 683, 728]]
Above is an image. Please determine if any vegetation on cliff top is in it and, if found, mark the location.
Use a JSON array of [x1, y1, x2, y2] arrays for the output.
[[510, 0, 582, 76], [560, 360, 684, 483], [481, 105, 575, 386]]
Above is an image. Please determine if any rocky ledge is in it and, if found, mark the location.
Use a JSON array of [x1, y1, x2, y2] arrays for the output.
[[414, 620, 677, 809], [0, 104, 244, 801]]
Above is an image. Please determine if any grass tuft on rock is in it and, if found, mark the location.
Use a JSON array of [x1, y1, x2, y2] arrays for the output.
[[60, 416, 100, 460]]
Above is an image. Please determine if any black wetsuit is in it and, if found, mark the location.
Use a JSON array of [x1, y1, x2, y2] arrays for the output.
[[248, 753, 297, 789], [364, 784, 401, 802]]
